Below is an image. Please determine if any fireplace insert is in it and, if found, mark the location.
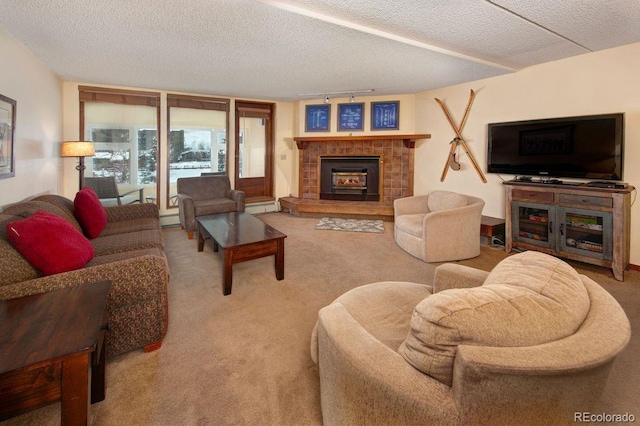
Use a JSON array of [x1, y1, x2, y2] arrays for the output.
[[320, 157, 380, 201]]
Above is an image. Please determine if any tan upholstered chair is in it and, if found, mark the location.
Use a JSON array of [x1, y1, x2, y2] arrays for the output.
[[311, 251, 630, 425], [394, 191, 484, 262], [84, 176, 144, 207], [177, 175, 245, 239]]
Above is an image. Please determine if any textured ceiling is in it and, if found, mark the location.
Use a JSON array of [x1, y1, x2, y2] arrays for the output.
[[1, 0, 639, 101]]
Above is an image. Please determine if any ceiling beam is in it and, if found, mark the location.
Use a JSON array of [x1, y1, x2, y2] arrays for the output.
[[485, 0, 592, 52], [257, 0, 516, 72]]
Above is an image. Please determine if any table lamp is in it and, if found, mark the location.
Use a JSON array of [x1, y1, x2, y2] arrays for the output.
[[61, 141, 95, 190]]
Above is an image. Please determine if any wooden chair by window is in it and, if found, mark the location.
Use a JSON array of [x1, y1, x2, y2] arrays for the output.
[[84, 176, 144, 207]]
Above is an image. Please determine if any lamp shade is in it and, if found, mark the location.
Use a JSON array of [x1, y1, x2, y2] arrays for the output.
[[61, 141, 95, 157]]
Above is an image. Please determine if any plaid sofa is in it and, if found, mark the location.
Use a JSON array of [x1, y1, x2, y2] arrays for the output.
[[0, 194, 169, 358]]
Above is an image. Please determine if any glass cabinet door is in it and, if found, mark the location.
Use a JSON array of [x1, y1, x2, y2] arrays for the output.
[[512, 201, 555, 249], [559, 207, 612, 261]]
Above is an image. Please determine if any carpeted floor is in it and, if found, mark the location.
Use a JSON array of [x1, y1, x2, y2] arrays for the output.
[[5, 212, 640, 425]]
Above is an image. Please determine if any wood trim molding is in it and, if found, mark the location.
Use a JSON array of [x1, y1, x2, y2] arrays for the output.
[[79, 86, 160, 106], [167, 94, 229, 111], [293, 134, 430, 149]]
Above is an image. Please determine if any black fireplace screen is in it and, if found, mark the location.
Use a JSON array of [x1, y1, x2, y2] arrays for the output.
[[320, 157, 380, 201]]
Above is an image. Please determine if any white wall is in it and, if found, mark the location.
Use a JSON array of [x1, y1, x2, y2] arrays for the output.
[[413, 43, 640, 265], [297, 93, 416, 137], [0, 29, 62, 207], [274, 101, 295, 200]]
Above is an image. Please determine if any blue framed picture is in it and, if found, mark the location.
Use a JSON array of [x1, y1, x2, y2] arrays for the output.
[[337, 103, 364, 131], [305, 104, 331, 132], [371, 101, 399, 130]]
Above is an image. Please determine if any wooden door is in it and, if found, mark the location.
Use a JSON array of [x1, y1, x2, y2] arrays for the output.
[[234, 101, 274, 201]]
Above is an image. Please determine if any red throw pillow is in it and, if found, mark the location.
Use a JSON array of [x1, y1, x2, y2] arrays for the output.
[[6, 210, 95, 275], [74, 187, 108, 238]]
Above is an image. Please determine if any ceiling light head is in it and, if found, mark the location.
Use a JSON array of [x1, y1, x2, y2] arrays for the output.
[[298, 89, 375, 101]]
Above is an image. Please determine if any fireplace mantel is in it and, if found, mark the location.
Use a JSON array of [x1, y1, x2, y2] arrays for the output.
[[294, 134, 430, 149]]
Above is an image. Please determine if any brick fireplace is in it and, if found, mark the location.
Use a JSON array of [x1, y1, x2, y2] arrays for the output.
[[279, 134, 430, 219]]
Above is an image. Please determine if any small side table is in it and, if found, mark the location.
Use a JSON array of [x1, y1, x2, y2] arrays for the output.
[[480, 215, 506, 246], [0, 280, 111, 425]]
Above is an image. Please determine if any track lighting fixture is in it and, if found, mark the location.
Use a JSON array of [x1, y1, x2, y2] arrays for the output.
[[299, 89, 375, 101]]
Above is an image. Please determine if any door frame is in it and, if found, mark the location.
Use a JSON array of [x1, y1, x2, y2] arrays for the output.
[[234, 100, 275, 202]]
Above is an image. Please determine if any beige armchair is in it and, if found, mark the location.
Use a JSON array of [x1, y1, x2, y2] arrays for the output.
[[394, 191, 484, 262], [177, 175, 245, 239], [310, 251, 630, 425]]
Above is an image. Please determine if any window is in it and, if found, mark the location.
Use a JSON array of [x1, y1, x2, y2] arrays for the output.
[[167, 94, 229, 208], [80, 86, 160, 200], [238, 117, 266, 178], [85, 120, 158, 185]]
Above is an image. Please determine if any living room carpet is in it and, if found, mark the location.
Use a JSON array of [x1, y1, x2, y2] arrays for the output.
[[314, 216, 384, 233], [5, 212, 640, 425]]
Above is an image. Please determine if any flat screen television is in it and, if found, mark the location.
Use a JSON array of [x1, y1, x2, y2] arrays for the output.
[[487, 113, 624, 181]]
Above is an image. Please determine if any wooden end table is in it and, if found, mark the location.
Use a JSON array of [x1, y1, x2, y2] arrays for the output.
[[197, 212, 287, 295], [0, 280, 111, 425]]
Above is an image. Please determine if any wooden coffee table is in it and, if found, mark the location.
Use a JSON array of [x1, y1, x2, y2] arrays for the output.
[[197, 212, 287, 295], [0, 280, 111, 425]]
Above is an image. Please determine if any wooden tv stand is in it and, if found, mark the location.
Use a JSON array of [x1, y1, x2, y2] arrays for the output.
[[504, 181, 633, 281]]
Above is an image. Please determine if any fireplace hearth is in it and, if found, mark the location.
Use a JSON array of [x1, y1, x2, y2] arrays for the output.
[[320, 156, 380, 201]]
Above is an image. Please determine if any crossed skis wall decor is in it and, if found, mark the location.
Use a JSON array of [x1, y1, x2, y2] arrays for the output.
[[435, 89, 487, 183]]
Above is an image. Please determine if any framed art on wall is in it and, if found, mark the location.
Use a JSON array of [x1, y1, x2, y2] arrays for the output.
[[371, 101, 399, 130], [0, 94, 16, 179], [337, 103, 364, 131], [305, 104, 331, 132]]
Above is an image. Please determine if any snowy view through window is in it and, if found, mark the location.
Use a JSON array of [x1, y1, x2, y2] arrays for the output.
[[169, 129, 226, 183], [89, 127, 225, 185]]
